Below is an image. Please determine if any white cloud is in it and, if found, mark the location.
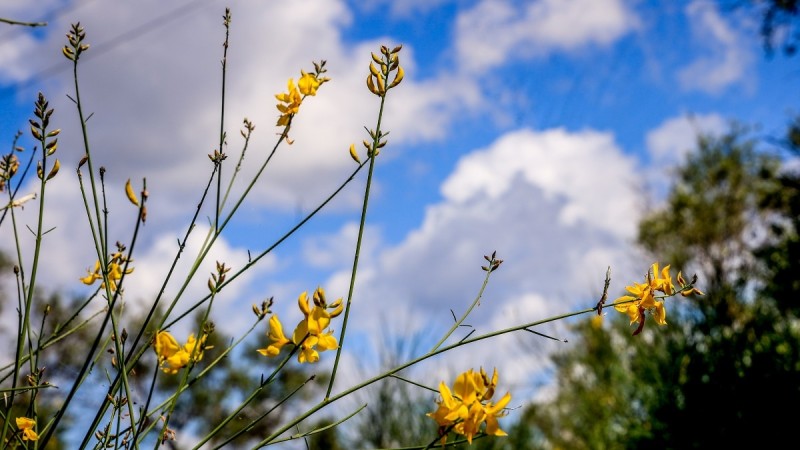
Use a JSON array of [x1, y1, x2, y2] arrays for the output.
[[302, 221, 383, 270], [455, 0, 639, 73], [129, 223, 277, 334], [646, 113, 727, 166], [677, 0, 754, 94], [441, 128, 641, 238], [645, 112, 728, 198], [0, 0, 485, 336], [316, 127, 647, 391], [0, 0, 481, 227]]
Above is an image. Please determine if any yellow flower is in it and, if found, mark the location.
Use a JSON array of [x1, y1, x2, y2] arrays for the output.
[[652, 262, 674, 295], [275, 67, 327, 127], [275, 78, 302, 126], [257, 314, 291, 357], [484, 392, 512, 437], [427, 367, 511, 445], [298, 71, 320, 96], [615, 301, 642, 325], [80, 261, 102, 285], [154, 331, 209, 375], [428, 382, 463, 427], [614, 263, 684, 334], [653, 301, 667, 325], [16, 417, 38, 441], [79, 253, 134, 293], [258, 288, 342, 363]]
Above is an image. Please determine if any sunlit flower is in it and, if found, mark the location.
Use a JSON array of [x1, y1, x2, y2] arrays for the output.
[[653, 262, 674, 295], [297, 71, 320, 96], [257, 314, 291, 357], [79, 250, 134, 293], [613, 263, 695, 335], [275, 78, 302, 126], [258, 287, 342, 363], [16, 417, 38, 441], [275, 68, 326, 127], [80, 261, 102, 285], [653, 300, 667, 325], [154, 331, 210, 375], [427, 367, 511, 445]]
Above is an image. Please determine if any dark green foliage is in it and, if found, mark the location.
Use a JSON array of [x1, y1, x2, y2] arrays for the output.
[[519, 123, 800, 449], [748, 0, 800, 56]]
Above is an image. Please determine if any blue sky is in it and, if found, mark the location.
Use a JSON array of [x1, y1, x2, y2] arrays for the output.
[[1, 0, 799, 445]]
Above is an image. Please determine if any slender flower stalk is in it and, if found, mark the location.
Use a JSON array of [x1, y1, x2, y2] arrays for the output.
[[326, 44, 405, 399], [431, 252, 503, 352]]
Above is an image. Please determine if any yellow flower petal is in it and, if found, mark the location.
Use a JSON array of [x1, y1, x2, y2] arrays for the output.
[[653, 301, 667, 325], [298, 72, 320, 96], [16, 417, 38, 441], [125, 179, 139, 206], [154, 331, 180, 360], [348, 143, 361, 164], [297, 291, 311, 317]]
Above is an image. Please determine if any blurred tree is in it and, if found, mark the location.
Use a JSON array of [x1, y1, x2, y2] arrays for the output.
[[631, 127, 800, 448], [346, 329, 436, 448], [518, 125, 800, 448], [740, 0, 800, 56], [306, 418, 345, 450]]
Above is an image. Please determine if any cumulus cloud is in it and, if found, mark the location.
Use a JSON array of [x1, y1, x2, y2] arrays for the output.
[[647, 113, 727, 166], [677, 0, 754, 94], [645, 112, 728, 198], [455, 0, 639, 73], [0, 0, 481, 227], [0, 0, 484, 340], [442, 128, 641, 238], [316, 127, 647, 392]]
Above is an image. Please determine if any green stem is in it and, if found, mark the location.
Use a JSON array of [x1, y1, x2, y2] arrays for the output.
[[430, 260, 497, 352], [162, 160, 366, 329], [208, 375, 316, 449], [258, 305, 598, 447], [157, 288, 218, 449], [7, 98, 52, 444], [135, 317, 263, 445], [325, 94, 389, 400], [214, 10, 230, 232], [0, 17, 47, 27]]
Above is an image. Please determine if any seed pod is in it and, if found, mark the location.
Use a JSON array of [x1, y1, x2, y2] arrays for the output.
[[375, 73, 386, 94], [349, 143, 361, 164], [125, 179, 139, 206], [389, 66, 404, 88], [367, 74, 380, 96], [46, 139, 58, 155], [30, 126, 42, 141], [369, 62, 380, 77], [46, 159, 60, 180]]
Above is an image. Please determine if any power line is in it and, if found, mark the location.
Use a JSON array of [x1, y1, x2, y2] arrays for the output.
[[10, 0, 215, 93]]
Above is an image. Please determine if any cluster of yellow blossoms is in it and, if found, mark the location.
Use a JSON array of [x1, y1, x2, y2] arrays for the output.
[[275, 67, 328, 127], [153, 331, 211, 375], [15, 417, 37, 441], [428, 367, 511, 445], [79, 246, 134, 293], [258, 287, 342, 364], [614, 263, 704, 335]]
